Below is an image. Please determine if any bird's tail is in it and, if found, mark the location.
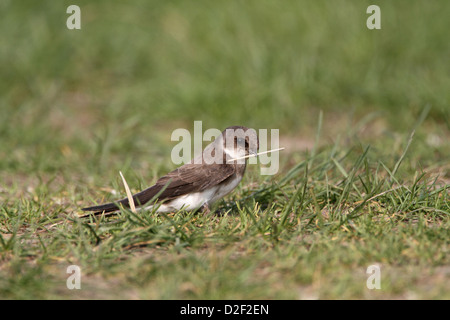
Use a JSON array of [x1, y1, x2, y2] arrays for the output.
[[81, 198, 129, 215], [81, 178, 174, 216], [81, 183, 166, 216]]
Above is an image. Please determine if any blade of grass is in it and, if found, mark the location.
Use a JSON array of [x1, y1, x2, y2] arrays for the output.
[[120, 171, 136, 214]]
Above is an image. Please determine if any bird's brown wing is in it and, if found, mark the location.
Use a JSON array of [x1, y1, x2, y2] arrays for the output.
[[81, 162, 237, 214]]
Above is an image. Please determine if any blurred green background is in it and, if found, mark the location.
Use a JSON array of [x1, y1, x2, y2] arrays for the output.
[[0, 0, 449, 300], [0, 0, 449, 173]]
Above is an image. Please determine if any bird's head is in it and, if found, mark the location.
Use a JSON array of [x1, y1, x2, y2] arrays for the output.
[[220, 126, 259, 162]]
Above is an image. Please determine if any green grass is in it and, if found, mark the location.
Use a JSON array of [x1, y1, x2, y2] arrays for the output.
[[0, 1, 449, 299]]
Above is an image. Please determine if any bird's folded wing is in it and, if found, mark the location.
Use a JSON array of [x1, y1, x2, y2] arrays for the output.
[[81, 162, 236, 214]]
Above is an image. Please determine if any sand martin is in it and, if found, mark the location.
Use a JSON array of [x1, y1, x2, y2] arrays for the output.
[[82, 126, 259, 215]]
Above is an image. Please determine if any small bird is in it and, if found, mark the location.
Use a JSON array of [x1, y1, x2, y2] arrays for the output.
[[82, 126, 259, 215]]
